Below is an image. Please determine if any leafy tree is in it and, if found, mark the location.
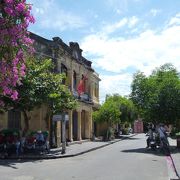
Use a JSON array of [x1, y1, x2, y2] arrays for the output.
[[93, 94, 137, 138], [93, 99, 121, 127], [106, 94, 137, 124], [2, 58, 77, 133], [130, 63, 180, 127], [93, 97, 120, 140]]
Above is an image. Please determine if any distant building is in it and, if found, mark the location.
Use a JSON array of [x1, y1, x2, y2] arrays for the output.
[[134, 119, 144, 133]]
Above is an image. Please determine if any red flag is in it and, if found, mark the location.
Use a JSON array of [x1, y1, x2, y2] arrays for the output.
[[77, 74, 87, 96]]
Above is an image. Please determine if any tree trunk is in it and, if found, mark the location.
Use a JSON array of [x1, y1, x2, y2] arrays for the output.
[[22, 110, 30, 136]]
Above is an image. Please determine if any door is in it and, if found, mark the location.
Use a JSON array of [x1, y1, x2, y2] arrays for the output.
[[8, 110, 21, 129], [72, 111, 78, 141]]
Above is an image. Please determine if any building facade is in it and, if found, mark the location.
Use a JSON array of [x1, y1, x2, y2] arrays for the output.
[[0, 33, 101, 146]]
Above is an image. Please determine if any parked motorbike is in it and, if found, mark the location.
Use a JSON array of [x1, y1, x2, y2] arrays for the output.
[[6, 132, 21, 156], [0, 133, 6, 156], [23, 134, 36, 153], [0, 129, 21, 157], [149, 132, 157, 150], [34, 131, 50, 154]]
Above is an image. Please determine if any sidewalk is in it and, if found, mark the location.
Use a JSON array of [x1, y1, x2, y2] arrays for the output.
[[168, 137, 180, 179], [1, 134, 136, 160]]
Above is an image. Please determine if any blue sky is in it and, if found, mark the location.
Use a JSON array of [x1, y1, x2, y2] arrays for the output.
[[28, 0, 180, 103]]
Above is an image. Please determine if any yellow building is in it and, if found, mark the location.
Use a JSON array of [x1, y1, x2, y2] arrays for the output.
[[0, 33, 101, 147]]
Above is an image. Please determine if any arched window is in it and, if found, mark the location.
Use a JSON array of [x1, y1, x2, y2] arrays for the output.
[[61, 63, 67, 84]]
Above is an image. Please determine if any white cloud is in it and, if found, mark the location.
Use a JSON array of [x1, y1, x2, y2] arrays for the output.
[[29, 0, 86, 31], [81, 14, 180, 101], [39, 12, 85, 31], [102, 18, 128, 34], [150, 9, 161, 17], [82, 24, 180, 74], [168, 13, 180, 26], [128, 16, 139, 28], [100, 16, 139, 36], [107, 0, 143, 13], [99, 73, 132, 103]]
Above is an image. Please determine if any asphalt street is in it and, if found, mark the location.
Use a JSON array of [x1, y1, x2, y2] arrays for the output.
[[0, 134, 169, 180]]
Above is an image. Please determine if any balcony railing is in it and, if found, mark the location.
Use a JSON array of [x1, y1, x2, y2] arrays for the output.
[[72, 90, 92, 103]]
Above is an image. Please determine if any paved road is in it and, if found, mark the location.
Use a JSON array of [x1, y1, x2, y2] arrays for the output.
[[0, 134, 169, 180]]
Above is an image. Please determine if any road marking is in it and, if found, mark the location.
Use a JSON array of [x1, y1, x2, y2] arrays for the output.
[[166, 156, 180, 180]]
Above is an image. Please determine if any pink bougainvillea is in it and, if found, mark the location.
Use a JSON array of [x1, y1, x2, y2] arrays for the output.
[[0, 0, 35, 106]]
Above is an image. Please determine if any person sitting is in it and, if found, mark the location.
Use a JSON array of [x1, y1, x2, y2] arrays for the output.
[[157, 123, 169, 146]]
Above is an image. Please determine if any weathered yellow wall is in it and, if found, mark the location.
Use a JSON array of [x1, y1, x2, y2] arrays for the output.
[[96, 122, 108, 136], [28, 106, 48, 132], [0, 112, 8, 130]]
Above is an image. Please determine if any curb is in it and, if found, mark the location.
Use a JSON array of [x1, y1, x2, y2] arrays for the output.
[[1, 134, 137, 160], [168, 138, 180, 180], [168, 154, 180, 180]]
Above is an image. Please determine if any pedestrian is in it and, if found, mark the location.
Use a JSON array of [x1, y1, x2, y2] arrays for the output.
[[157, 123, 169, 146]]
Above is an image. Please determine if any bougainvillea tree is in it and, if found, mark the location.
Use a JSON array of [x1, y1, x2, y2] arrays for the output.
[[0, 0, 35, 107]]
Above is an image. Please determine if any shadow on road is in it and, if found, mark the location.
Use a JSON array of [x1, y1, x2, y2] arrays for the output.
[[121, 137, 141, 140], [121, 146, 179, 156], [0, 159, 43, 169]]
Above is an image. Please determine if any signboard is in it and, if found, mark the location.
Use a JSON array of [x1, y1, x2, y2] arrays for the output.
[[65, 114, 69, 121], [52, 115, 62, 121], [52, 114, 69, 121]]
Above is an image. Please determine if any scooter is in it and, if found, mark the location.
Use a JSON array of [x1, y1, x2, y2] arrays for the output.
[[150, 132, 157, 150], [34, 131, 50, 154], [23, 135, 36, 153], [0, 134, 6, 157]]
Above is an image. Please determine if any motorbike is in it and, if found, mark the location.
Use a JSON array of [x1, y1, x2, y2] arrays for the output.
[[34, 131, 50, 154], [23, 135, 36, 153], [0, 133, 6, 157], [149, 132, 158, 150]]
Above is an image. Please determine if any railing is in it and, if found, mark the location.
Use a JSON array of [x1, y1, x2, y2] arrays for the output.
[[72, 90, 92, 103]]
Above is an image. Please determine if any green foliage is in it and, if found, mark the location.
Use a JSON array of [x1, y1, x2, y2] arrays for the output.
[[106, 94, 137, 123], [93, 94, 137, 126], [93, 99, 120, 126], [130, 63, 180, 126], [2, 57, 77, 130]]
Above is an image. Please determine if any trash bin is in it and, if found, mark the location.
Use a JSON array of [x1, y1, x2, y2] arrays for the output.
[[177, 135, 180, 148]]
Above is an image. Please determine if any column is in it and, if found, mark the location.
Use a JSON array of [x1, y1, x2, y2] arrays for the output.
[[67, 69, 73, 91], [56, 121, 61, 147], [68, 110, 73, 142], [88, 109, 93, 139], [77, 110, 82, 141], [84, 111, 89, 139]]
